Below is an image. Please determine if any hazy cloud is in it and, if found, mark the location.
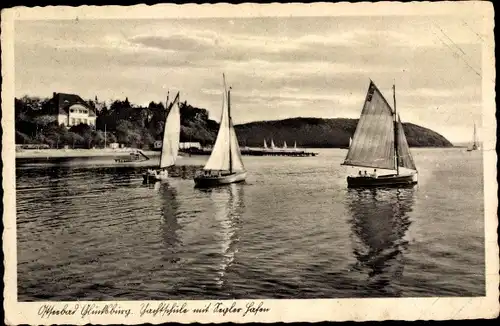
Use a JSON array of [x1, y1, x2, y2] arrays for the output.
[[14, 15, 485, 143]]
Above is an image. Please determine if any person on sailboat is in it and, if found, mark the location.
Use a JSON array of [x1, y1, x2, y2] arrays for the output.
[[372, 169, 378, 178]]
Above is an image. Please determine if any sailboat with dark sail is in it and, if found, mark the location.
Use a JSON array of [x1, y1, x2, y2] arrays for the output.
[[467, 122, 480, 151], [342, 80, 418, 188], [194, 74, 247, 187], [143, 92, 181, 183]]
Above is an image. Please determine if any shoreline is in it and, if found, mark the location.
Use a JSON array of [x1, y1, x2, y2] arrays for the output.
[[15, 148, 161, 160], [15, 145, 463, 160]]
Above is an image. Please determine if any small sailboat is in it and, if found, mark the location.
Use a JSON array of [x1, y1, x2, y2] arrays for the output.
[[283, 141, 287, 149], [143, 92, 181, 183], [263, 139, 268, 149], [270, 139, 276, 149], [194, 74, 247, 187], [294, 141, 297, 150], [342, 80, 418, 188], [467, 122, 480, 151], [349, 137, 352, 147]]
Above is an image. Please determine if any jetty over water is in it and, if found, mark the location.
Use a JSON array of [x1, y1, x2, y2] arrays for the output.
[[242, 148, 317, 157], [180, 147, 318, 157]]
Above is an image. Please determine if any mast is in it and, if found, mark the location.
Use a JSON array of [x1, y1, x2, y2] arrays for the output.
[[227, 80, 233, 174], [228, 87, 233, 173], [393, 83, 399, 175], [159, 92, 167, 168], [473, 122, 477, 147]]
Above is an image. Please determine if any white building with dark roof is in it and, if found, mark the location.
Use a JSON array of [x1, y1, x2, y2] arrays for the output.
[[44, 92, 96, 127]]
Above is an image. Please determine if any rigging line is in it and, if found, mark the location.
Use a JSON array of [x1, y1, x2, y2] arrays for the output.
[[431, 30, 482, 78], [431, 20, 482, 77], [462, 19, 486, 43], [431, 21, 467, 56]]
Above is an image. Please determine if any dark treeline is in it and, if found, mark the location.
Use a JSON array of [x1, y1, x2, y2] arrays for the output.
[[14, 95, 218, 149], [15, 95, 453, 149], [235, 117, 454, 148]]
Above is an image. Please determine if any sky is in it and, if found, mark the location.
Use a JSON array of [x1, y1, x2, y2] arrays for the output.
[[14, 14, 485, 144]]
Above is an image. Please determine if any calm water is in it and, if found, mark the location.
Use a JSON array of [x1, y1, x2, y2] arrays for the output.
[[16, 148, 485, 301]]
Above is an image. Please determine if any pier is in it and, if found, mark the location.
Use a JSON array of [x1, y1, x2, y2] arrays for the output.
[[180, 148, 318, 157]]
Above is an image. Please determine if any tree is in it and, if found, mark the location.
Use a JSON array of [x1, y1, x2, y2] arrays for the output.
[[62, 132, 84, 148], [16, 131, 32, 144], [91, 130, 106, 148]]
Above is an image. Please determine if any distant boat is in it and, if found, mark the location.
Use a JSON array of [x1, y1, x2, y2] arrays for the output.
[[263, 139, 268, 149], [270, 138, 276, 149], [340, 137, 352, 150], [143, 92, 181, 183], [114, 149, 150, 163], [283, 141, 287, 149], [467, 122, 480, 151], [294, 141, 297, 150], [342, 80, 418, 188], [194, 74, 247, 187]]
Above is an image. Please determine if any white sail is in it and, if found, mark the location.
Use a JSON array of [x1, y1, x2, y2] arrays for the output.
[[349, 137, 352, 147], [294, 141, 297, 149], [283, 141, 287, 149], [159, 92, 181, 169], [472, 123, 480, 149], [229, 121, 245, 171], [396, 115, 417, 170], [264, 139, 268, 149], [271, 139, 275, 149], [203, 77, 245, 172]]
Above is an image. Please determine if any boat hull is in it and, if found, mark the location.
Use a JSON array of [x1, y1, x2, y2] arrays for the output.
[[194, 171, 247, 188], [347, 173, 417, 188]]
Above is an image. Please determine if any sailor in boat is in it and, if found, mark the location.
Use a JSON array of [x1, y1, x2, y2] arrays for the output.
[[372, 169, 378, 178], [148, 168, 168, 176]]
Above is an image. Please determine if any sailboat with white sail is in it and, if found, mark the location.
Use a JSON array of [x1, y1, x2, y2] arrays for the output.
[[467, 122, 480, 151], [342, 80, 418, 188], [263, 139, 268, 149], [194, 74, 247, 187], [143, 92, 181, 183]]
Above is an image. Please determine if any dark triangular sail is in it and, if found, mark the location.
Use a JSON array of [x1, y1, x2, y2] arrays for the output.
[[343, 81, 396, 170], [396, 116, 417, 170]]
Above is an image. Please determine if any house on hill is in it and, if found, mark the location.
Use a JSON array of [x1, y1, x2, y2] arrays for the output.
[[42, 92, 96, 127]]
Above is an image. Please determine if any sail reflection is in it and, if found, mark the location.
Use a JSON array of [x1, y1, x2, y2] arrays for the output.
[[158, 182, 181, 264], [347, 187, 415, 296], [209, 184, 245, 287]]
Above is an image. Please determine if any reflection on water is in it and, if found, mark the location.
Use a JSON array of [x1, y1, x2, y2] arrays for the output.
[[159, 183, 181, 264], [16, 149, 485, 300], [346, 188, 415, 296], [200, 185, 245, 287], [216, 185, 244, 287]]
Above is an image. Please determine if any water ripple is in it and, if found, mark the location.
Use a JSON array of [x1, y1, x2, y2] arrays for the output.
[[16, 149, 485, 300]]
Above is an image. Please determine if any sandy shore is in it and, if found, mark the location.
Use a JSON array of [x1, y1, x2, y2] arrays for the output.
[[16, 148, 160, 159]]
